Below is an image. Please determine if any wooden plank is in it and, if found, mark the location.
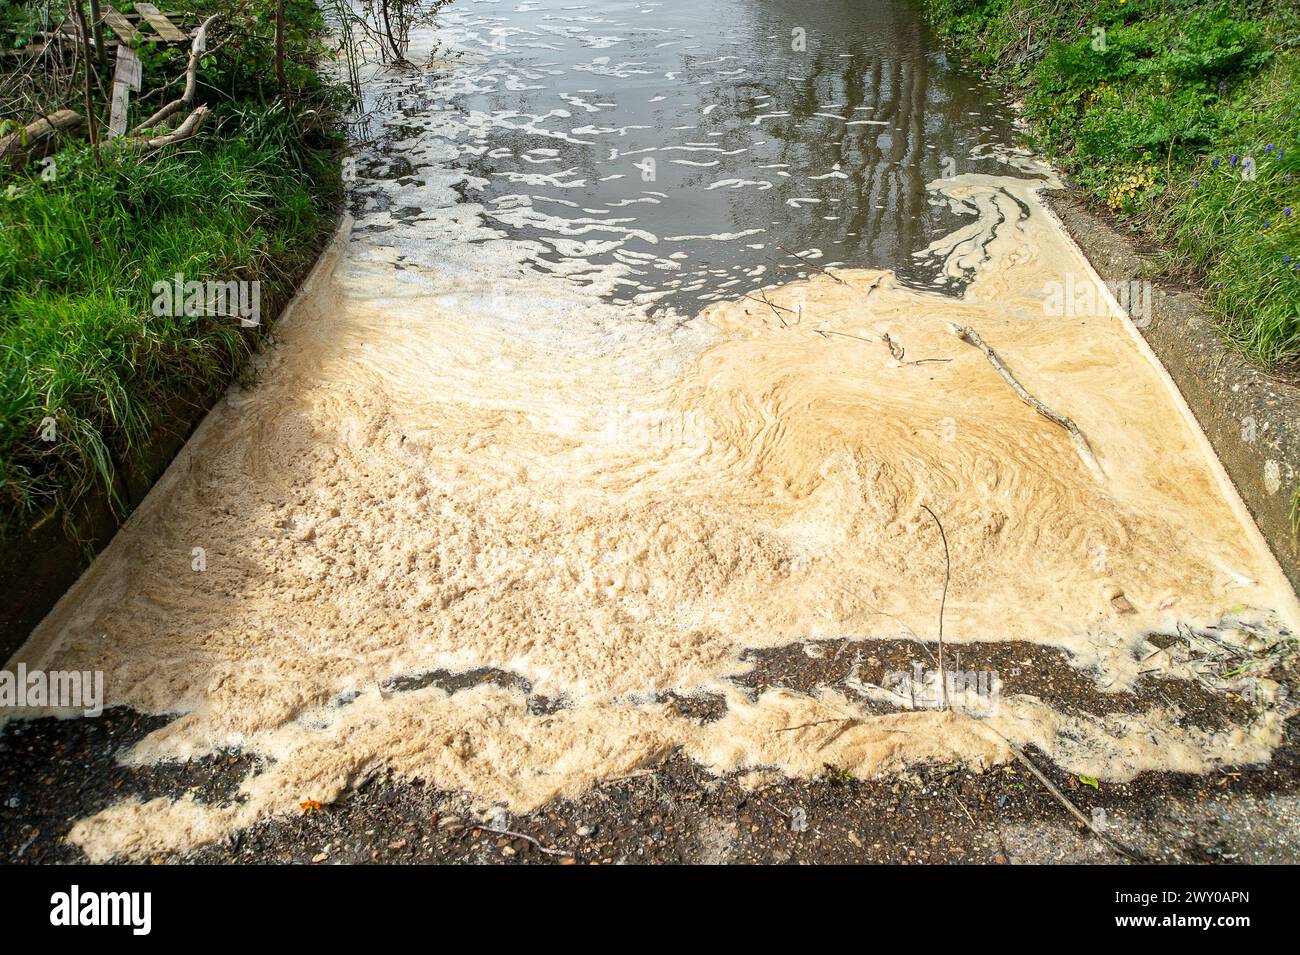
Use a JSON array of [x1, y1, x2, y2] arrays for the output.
[[134, 4, 186, 42], [108, 45, 142, 138], [100, 5, 144, 45], [34, 23, 117, 51]]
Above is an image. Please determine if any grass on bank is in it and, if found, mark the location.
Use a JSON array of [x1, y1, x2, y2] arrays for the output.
[[0, 1, 344, 538], [922, 0, 1300, 374]]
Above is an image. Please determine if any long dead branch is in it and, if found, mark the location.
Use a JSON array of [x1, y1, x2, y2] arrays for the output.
[[948, 324, 1105, 481], [131, 14, 219, 135]]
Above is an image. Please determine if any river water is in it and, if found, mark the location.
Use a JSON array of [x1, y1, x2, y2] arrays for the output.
[[13, 0, 1300, 860], [350, 0, 1017, 312]]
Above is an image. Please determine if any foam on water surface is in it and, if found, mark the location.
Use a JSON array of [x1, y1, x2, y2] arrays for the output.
[[7, 0, 1298, 859]]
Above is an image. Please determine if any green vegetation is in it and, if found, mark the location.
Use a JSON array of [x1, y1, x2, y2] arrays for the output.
[[0, 1, 344, 537], [922, 0, 1300, 373]]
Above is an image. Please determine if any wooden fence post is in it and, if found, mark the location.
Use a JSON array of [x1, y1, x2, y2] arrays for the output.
[[108, 45, 142, 138]]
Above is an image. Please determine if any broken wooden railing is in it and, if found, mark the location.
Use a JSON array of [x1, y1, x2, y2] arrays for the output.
[[0, 6, 215, 166]]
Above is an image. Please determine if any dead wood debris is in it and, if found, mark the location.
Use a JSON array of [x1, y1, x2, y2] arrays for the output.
[[948, 323, 1105, 481]]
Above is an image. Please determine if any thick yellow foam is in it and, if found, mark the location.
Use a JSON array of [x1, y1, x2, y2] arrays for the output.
[[12, 167, 1298, 861]]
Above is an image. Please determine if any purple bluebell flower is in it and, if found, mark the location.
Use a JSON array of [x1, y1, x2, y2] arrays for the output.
[[1212, 157, 1220, 167]]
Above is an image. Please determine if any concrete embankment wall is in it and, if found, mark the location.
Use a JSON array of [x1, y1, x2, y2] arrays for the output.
[[1048, 190, 1300, 594], [0, 213, 348, 663]]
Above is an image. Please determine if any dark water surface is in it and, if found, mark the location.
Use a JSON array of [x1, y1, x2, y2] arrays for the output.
[[352, 0, 1021, 313]]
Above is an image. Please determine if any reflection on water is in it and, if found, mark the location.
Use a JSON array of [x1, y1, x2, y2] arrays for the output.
[[349, 0, 1018, 313]]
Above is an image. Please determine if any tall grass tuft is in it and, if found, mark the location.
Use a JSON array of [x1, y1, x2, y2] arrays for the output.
[[0, 107, 335, 534]]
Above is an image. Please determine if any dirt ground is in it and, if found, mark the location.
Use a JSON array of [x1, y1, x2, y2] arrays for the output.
[[4, 639, 1297, 865]]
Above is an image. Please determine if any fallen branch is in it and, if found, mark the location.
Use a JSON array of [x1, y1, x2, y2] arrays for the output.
[[127, 105, 211, 152], [130, 14, 219, 135], [948, 324, 1105, 481], [996, 734, 1146, 864]]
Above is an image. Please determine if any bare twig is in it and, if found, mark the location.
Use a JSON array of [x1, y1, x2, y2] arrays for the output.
[[774, 714, 862, 752], [70, 0, 97, 147], [948, 324, 1104, 481], [882, 332, 952, 366], [774, 693, 865, 747], [775, 718, 846, 733], [815, 328, 875, 345], [741, 292, 791, 327], [883, 332, 905, 360], [952, 793, 976, 826], [777, 244, 845, 284], [919, 504, 950, 710], [477, 826, 573, 858], [816, 718, 861, 752], [995, 735, 1146, 864], [751, 292, 793, 313]]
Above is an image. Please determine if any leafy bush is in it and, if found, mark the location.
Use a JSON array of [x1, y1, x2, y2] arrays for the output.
[[925, 0, 1298, 371]]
